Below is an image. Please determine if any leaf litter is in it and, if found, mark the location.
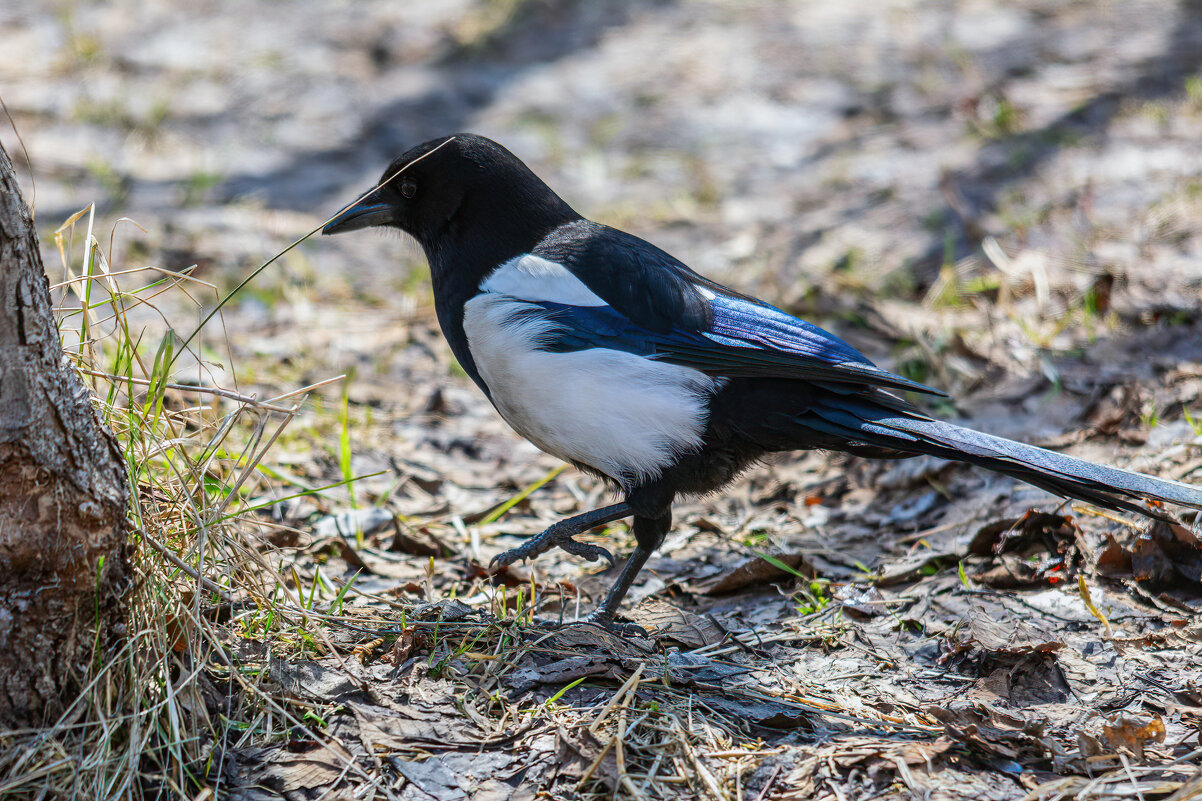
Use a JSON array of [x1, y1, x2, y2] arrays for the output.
[[190, 359, 1202, 799], [208, 427, 1202, 801]]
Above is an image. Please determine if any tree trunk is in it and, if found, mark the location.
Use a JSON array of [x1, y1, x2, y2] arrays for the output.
[[0, 142, 129, 726]]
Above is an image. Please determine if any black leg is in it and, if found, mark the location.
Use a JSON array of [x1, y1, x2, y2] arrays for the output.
[[489, 501, 632, 570], [582, 544, 654, 628], [583, 513, 670, 627]]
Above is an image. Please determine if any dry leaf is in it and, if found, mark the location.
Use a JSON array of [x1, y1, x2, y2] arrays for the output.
[[690, 551, 814, 595], [630, 597, 726, 647], [1101, 714, 1166, 760]]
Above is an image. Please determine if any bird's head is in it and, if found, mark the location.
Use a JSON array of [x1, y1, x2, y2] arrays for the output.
[[322, 134, 576, 266]]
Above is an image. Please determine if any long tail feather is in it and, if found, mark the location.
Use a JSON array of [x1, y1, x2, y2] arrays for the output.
[[803, 401, 1202, 521]]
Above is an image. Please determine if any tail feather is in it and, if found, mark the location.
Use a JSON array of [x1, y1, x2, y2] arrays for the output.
[[804, 402, 1202, 521]]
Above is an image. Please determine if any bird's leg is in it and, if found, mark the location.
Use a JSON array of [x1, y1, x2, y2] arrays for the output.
[[581, 544, 655, 630], [583, 512, 670, 629], [490, 501, 632, 569]]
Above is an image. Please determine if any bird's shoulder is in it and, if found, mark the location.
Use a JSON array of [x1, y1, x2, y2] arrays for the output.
[[529, 220, 713, 333], [526, 221, 868, 363]]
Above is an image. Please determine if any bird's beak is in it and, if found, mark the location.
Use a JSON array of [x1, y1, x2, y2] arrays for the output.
[[322, 193, 394, 235]]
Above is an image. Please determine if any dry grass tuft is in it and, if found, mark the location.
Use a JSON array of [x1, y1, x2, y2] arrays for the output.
[[0, 205, 344, 799]]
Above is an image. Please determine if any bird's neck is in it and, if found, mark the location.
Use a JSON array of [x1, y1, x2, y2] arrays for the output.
[[422, 204, 580, 396], [425, 190, 579, 296]]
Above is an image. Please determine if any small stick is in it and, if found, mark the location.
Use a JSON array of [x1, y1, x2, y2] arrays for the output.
[[589, 663, 645, 734], [615, 707, 648, 801], [264, 374, 348, 403], [141, 530, 234, 603], [672, 717, 726, 800], [77, 369, 300, 414]]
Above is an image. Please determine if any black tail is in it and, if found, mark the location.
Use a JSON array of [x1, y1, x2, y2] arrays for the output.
[[802, 399, 1202, 521]]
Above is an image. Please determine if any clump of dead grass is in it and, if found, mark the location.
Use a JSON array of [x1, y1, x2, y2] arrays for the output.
[[0, 205, 343, 799]]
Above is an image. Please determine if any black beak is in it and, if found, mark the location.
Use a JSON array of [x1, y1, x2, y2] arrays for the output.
[[322, 193, 395, 235]]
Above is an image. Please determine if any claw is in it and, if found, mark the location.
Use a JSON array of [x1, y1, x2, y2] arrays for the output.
[[527, 613, 649, 638], [578, 610, 648, 638], [489, 522, 615, 571], [486, 502, 631, 575], [557, 538, 615, 567]]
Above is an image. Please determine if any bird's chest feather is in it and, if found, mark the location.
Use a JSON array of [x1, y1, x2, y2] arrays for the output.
[[462, 292, 716, 486]]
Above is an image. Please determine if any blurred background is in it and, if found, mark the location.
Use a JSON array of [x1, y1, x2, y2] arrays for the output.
[[3, 0, 1202, 492]]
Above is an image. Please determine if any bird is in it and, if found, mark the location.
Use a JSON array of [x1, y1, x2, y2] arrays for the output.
[[323, 133, 1202, 630]]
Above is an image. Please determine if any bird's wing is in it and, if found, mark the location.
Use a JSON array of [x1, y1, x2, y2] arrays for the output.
[[530, 222, 945, 396]]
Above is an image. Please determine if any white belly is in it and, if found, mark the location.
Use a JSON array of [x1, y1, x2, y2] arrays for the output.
[[462, 293, 716, 486]]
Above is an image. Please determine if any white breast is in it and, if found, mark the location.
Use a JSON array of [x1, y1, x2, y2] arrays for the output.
[[463, 256, 717, 487]]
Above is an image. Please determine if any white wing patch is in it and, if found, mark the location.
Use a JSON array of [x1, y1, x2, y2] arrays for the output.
[[479, 253, 608, 306], [463, 290, 716, 487]]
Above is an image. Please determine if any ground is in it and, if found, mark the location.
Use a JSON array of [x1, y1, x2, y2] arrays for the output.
[[1, 1, 1201, 799]]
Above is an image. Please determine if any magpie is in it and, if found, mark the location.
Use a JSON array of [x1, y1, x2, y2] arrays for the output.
[[323, 133, 1202, 628]]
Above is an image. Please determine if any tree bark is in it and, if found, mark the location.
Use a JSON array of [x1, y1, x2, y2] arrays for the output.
[[0, 142, 129, 726]]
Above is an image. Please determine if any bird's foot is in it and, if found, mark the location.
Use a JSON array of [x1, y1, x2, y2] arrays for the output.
[[577, 609, 648, 638], [528, 610, 648, 639], [489, 519, 615, 570]]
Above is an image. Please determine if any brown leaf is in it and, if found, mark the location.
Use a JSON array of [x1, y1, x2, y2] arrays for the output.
[[554, 725, 620, 790], [1097, 533, 1133, 575], [225, 739, 356, 795], [1131, 534, 1176, 583], [1077, 730, 1106, 758], [391, 524, 454, 557], [892, 736, 956, 766], [701, 693, 814, 729], [504, 655, 625, 693], [966, 615, 1064, 655], [541, 624, 651, 654], [1096, 521, 1202, 588], [1100, 714, 1166, 760], [967, 511, 1079, 587], [384, 626, 423, 664], [350, 699, 486, 748], [690, 550, 814, 595], [927, 704, 1048, 762], [828, 736, 954, 768], [630, 597, 726, 648]]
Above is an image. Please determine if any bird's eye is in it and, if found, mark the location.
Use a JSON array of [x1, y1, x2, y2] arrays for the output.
[[400, 177, 417, 199]]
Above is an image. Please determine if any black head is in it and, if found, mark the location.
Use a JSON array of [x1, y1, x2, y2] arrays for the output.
[[322, 134, 579, 271]]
